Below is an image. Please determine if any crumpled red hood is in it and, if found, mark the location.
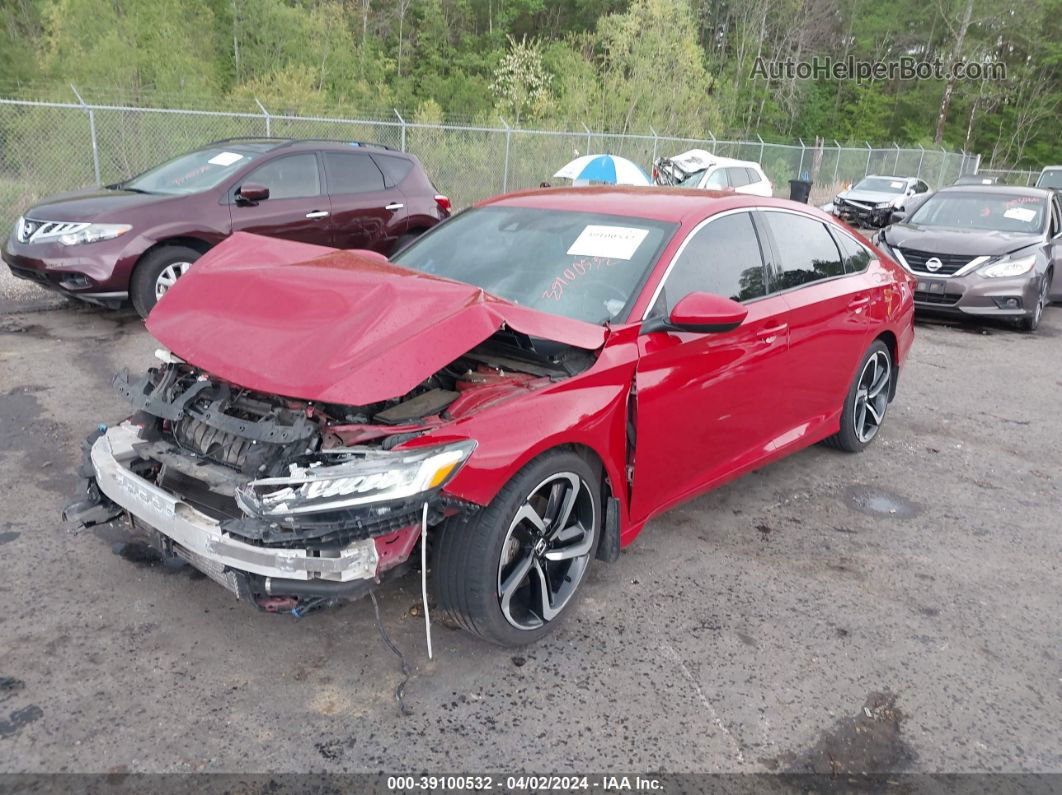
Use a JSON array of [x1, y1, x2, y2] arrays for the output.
[[146, 233, 606, 406]]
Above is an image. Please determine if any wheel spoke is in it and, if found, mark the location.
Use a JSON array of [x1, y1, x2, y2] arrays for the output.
[[545, 523, 594, 561], [531, 559, 559, 621], [546, 474, 580, 541], [512, 503, 546, 535], [499, 550, 535, 612], [855, 397, 868, 436], [865, 402, 882, 425], [868, 363, 890, 398]]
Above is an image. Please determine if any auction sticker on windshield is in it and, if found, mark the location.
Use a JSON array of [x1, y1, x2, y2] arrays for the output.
[[567, 225, 650, 260], [208, 151, 244, 167], [1004, 207, 1037, 223]]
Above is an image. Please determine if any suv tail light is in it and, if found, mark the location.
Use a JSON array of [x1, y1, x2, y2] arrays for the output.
[[434, 195, 452, 214]]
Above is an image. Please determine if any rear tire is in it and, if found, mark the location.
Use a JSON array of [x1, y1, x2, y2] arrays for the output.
[[433, 450, 600, 647], [130, 245, 201, 318], [822, 340, 893, 453]]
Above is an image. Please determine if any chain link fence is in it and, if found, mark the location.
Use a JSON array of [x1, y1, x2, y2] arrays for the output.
[[0, 94, 987, 232]]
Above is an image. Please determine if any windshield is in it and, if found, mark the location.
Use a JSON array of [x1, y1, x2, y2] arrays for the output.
[[122, 147, 259, 195], [390, 206, 676, 324], [853, 177, 907, 193], [909, 193, 1046, 233], [1036, 170, 1062, 190], [678, 169, 706, 187]]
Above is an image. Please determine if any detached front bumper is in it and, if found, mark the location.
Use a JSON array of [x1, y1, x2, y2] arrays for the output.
[[90, 424, 382, 599]]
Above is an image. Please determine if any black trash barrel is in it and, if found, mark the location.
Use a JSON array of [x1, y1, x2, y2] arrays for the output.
[[789, 179, 812, 203]]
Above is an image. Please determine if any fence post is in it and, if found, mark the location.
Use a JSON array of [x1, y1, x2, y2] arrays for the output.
[[500, 117, 511, 192], [917, 145, 925, 178], [708, 130, 716, 154], [833, 140, 841, 184], [864, 142, 872, 176], [937, 146, 948, 186], [394, 109, 407, 152], [254, 97, 271, 137], [70, 84, 101, 186], [973, 153, 981, 175], [649, 126, 658, 178], [757, 133, 765, 163], [893, 142, 900, 174], [581, 122, 591, 155], [797, 138, 806, 179]]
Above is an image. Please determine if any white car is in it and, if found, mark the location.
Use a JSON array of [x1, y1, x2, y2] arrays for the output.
[[655, 149, 774, 197]]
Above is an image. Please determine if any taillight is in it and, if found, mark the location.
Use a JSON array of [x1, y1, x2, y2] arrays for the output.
[[434, 194, 451, 213]]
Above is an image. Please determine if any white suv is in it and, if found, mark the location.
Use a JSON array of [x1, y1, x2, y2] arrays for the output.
[[656, 150, 774, 197]]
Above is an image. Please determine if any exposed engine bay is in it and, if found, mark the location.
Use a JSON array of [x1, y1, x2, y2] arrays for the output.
[[71, 329, 595, 613]]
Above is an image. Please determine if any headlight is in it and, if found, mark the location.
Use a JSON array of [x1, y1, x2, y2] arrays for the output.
[[979, 254, 1036, 278], [58, 223, 132, 246], [236, 440, 476, 518], [875, 202, 893, 209]]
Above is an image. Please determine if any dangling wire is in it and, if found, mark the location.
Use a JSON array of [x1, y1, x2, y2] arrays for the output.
[[369, 590, 412, 716], [420, 502, 433, 660]]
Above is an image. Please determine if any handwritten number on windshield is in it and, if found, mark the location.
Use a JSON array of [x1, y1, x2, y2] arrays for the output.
[[543, 257, 616, 301]]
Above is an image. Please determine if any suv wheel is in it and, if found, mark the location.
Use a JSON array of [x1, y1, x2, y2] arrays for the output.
[[130, 245, 201, 317], [433, 451, 600, 646]]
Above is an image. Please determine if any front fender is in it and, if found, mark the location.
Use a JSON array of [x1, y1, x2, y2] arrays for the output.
[[438, 350, 637, 532]]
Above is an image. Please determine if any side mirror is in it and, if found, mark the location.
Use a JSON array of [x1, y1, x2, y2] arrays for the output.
[[236, 183, 269, 204], [641, 291, 748, 334], [889, 210, 906, 225]]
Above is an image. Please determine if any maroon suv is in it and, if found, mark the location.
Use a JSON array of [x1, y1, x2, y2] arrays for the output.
[[3, 138, 451, 316]]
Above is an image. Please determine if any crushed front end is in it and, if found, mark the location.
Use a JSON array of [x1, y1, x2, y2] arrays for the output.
[[73, 352, 501, 613]]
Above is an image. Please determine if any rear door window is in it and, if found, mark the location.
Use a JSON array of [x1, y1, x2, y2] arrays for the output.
[[242, 154, 321, 199], [704, 169, 728, 189], [660, 212, 767, 309], [727, 168, 751, 188], [762, 211, 845, 290], [745, 167, 762, 185], [832, 231, 873, 273], [323, 152, 386, 194]]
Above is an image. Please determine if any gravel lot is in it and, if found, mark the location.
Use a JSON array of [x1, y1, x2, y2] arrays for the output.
[[1, 294, 1060, 776]]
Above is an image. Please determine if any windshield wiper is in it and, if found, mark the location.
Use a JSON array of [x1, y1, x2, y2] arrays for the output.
[[106, 182, 152, 194]]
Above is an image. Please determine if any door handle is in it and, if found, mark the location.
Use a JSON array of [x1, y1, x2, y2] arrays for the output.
[[385, 202, 404, 211], [305, 210, 329, 219], [756, 323, 787, 344], [848, 295, 871, 313]]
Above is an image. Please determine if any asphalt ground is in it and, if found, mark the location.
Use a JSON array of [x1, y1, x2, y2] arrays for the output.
[[1, 290, 1060, 777]]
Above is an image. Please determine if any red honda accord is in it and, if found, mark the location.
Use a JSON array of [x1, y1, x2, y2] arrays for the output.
[[70, 187, 915, 647]]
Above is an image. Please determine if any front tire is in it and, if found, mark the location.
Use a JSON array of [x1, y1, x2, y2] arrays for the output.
[[823, 340, 893, 453], [1019, 274, 1049, 333], [433, 450, 600, 647], [130, 245, 201, 317]]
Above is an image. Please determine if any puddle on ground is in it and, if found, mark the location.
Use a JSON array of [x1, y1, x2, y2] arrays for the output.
[[842, 484, 921, 519], [780, 691, 916, 786]]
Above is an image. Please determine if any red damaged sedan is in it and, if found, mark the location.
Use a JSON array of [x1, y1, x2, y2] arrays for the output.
[[70, 187, 914, 646]]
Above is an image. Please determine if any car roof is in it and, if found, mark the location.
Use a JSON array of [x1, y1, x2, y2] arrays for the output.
[[863, 175, 917, 182], [476, 186, 821, 225], [1040, 166, 1062, 171], [201, 137, 399, 154], [934, 184, 1052, 199]]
